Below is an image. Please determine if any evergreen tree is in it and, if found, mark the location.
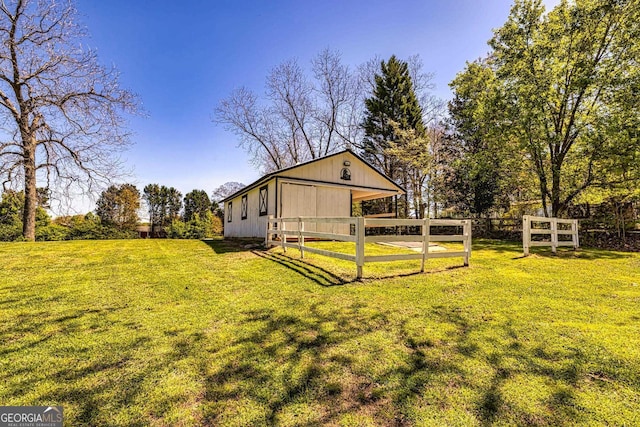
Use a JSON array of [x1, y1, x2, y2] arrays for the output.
[[362, 55, 425, 182], [143, 184, 182, 232], [362, 55, 426, 217]]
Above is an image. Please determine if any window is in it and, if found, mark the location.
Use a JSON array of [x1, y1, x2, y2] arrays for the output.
[[241, 195, 248, 220], [227, 201, 232, 223], [259, 186, 268, 216]]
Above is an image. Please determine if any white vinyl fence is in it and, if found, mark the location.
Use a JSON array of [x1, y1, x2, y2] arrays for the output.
[[266, 216, 471, 279], [522, 215, 579, 256]]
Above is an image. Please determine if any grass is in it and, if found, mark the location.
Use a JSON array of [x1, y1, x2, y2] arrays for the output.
[[0, 238, 639, 426]]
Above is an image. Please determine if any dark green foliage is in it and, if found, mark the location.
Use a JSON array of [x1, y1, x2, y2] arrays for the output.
[[143, 184, 183, 227], [53, 213, 136, 240], [362, 55, 425, 183], [0, 190, 51, 240], [438, 61, 504, 216], [183, 190, 212, 222]]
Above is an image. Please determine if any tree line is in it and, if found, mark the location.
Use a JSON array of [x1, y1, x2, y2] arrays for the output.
[[0, 182, 244, 241]]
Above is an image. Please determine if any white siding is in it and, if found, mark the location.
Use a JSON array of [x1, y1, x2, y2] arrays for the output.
[[224, 179, 276, 238], [223, 150, 402, 239], [282, 152, 395, 191]]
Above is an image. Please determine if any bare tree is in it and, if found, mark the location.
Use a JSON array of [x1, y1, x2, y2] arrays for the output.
[[215, 49, 361, 173], [0, 0, 138, 240]]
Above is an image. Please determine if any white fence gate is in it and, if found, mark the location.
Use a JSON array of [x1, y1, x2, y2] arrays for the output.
[[522, 215, 579, 256], [266, 216, 471, 279]]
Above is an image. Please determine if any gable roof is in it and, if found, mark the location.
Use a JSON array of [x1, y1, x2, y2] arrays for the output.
[[221, 149, 405, 202]]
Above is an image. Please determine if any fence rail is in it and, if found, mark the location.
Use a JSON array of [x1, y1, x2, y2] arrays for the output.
[[266, 216, 471, 279], [522, 215, 579, 255]]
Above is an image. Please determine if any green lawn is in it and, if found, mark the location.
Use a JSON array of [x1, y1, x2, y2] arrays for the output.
[[1, 239, 639, 426]]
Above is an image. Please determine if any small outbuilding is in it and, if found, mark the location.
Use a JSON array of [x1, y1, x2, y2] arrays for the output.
[[222, 149, 405, 238]]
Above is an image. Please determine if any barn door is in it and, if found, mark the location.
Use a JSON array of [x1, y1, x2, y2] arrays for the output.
[[281, 183, 316, 231]]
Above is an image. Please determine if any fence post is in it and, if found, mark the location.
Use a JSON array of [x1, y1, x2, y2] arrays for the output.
[[356, 217, 365, 279], [572, 219, 579, 250], [298, 217, 305, 258], [551, 217, 558, 254], [421, 217, 430, 272], [523, 215, 530, 256], [281, 219, 287, 253], [463, 220, 471, 266], [265, 215, 274, 247]]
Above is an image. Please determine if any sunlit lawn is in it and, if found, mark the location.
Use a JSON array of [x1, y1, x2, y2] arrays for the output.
[[1, 238, 639, 426]]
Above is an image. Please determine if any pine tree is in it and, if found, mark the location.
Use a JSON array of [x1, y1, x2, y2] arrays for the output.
[[362, 55, 425, 216]]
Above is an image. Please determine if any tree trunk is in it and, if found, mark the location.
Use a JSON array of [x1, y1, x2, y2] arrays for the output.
[[551, 165, 562, 218], [22, 138, 37, 241]]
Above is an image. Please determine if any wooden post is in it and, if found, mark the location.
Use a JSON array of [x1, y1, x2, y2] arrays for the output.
[[572, 219, 579, 250], [421, 217, 430, 272], [523, 215, 528, 256], [463, 220, 471, 266], [551, 217, 558, 254], [298, 217, 305, 259], [266, 214, 274, 247], [356, 217, 365, 279]]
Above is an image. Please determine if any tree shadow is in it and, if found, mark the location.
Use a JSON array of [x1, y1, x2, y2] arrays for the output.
[[428, 306, 638, 426], [198, 302, 468, 425], [524, 248, 632, 260]]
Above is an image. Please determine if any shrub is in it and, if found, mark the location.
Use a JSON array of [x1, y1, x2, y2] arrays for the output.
[[35, 224, 69, 241]]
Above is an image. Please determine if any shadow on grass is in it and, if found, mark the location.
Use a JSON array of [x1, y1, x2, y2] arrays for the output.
[[200, 238, 261, 254], [198, 302, 465, 425], [3, 292, 637, 425], [472, 239, 523, 254], [523, 247, 632, 260], [429, 306, 640, 426], [252, 251, 353, 287], [196, 299, 636, 425], [254, 250, 467, 286], [473, 238, 633, 260]]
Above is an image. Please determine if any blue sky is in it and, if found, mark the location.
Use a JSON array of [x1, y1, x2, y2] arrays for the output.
[[74, 0, 558, 210]]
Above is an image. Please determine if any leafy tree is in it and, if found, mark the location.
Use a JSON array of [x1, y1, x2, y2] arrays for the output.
[[143, 184, 163, 228], [436, 60, 533, 217], [183, 190, 212, 222], [166, 187, 183, 223], [0, 0, 137, 240], [95, 184, 140, 230], [167, 211, 221, 239], [143, 184, 182, 230], [488, 0, 640, 216], [0, 189, 50, 227], [384, 121, 432, 218]]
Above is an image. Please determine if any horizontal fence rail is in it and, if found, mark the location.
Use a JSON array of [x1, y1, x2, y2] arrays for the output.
[[266, 216, 471, 279], [523, 215, 579, 256]]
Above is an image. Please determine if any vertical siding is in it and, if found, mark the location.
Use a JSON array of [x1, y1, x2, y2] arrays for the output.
[[224, 179, 275, 238]]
